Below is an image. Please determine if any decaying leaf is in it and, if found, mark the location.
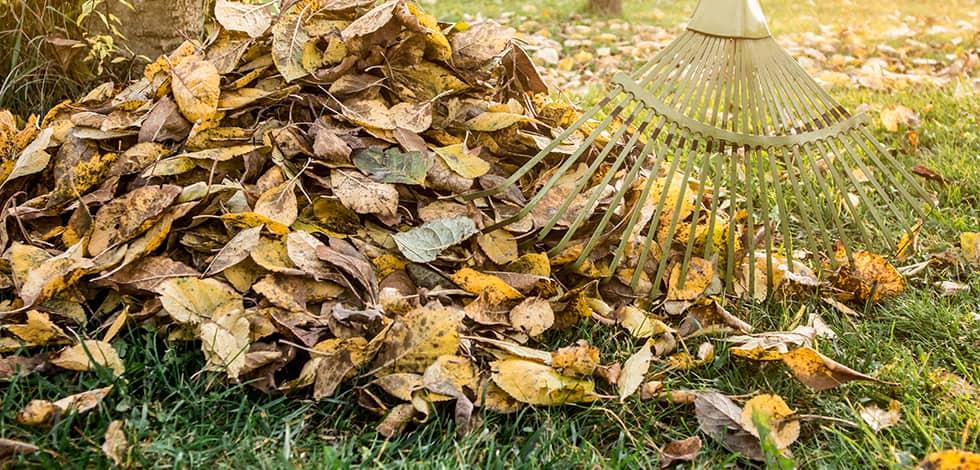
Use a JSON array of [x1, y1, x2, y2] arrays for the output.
[[17, 386, 112, 426], [618, 341, 652, 401], [658, 436, 701, 468], [781, 346, 887, 391], [508, 297, 554, 337], [859, 400, 901, 432], [740, 394, 800, 450], [102, 420, 129, 467], [393, 217, 477, 263], [490, 358, 597, 405], [694, 392, 763, 461], [50, 340, 125, 376], [916, 450, 980, 470]]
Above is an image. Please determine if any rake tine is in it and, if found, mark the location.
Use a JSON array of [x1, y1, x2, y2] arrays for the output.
[[635, 31, 700, 85], [650, 141, 699, 299], [834, 134, 912, 236], [575, 123, 663, 272], [481, 99, 632, 232], [820, 138, 895, 247], [781, 147, 824, 264], [766, 148, 794, 273], [465, 92, 624, 202], [614, 141, 669, 275], [547, 108, 655, 246], [744, 148, 758, 297], [755, 149, 775, 293], [812, 140, 874, 244], [855, 127, 934, 219], [539, 105, 648, 240], [631, 135, 686, 290], [794, 147, 840, 268], [702, 146, 726, 260], [676, 150, 716, 291], [800, 145, 856, 265], [724, 146, 738, 292]]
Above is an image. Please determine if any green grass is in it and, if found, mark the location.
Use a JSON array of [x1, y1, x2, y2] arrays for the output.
[[2, 0, 979, 468]]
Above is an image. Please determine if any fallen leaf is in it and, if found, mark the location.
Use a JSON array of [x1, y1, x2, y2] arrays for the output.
[[331, 170, 399, 218], [393, 217, 478, 263], [694, 392, 763, 461], [214, 0, 277, 38], [155, 277, 241, 324], [659, 436, 701, 468], [490, 358, 597, 405], [859, 400, 901, 432], [353, 147, 431, 185], [432, 143, 490, 179], [618, 341, 653, 401], [740, 394, 800, 450], [0, 438, 41, 460], [171, 55, 221, 124], [101, 420, 129, 467], [508, 297, 554, 337], [51, 340, 125, 376], [17, 386, 112, 426], [916, 450, 980, 470], [782, 346, 886, 391], [451, 268, 523, 305]]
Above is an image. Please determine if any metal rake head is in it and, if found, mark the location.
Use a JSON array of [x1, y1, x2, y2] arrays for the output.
[[467, 0, 935, 300]]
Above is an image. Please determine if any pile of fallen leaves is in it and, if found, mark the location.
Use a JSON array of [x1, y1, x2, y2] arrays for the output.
[[0, 0, 978, 465]]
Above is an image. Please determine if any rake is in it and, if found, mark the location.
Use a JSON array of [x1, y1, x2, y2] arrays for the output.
[[469, 0, 935, 299]]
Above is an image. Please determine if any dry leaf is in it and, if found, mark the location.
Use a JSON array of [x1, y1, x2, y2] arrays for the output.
[[618, 341, 653, 401], [17, 386, 112, 426], [859, 400, 901, 432], [782, 346, 886, 391], [51, 340, 125, 376], [740, 394, 800, 450], [508, 297, 554, 337], [102, 420, 129, 467], [490, 358, 597, 406], [659, 436, 701, 468]]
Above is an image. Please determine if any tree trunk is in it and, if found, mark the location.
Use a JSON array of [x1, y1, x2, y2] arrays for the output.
[[106, 0, 208, 59], [588, 0, 623, 15]]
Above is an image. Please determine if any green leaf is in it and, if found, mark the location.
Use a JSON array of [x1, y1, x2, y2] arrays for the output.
[[353, 148, 432, 185], [392, 217, 478, 263]]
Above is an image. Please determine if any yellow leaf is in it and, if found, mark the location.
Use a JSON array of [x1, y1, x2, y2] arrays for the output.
[[490, 358, 597, 405], [51, 340, 125, 376], [432, 143, 490, 179], [155, 277, 241, 324], [618, 341, 653, 401], [6, 310, 70, 346], [465, 112, 532, 132], [16, 386, 112, 426], [508, 297, 554, 337], [199, 301, 250, 379], [370, 305, 463, 374], [781, 346, 885, 391], [171, 55, 221, 124], [832, 249, 905, 303], [666, 258, 714, 301], [916, 450, 980, 470], [961, 232, 980, 265], [741, 394, 800, 450], [477, 230, 519, 265], [451, 268, 523, 305]]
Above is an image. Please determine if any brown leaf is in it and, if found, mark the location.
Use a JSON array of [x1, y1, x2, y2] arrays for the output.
[[0, 438, 41, 460], [171, 55, 221, 124], [88, 185, 182, 255], [659, 436, 701, 468], [782, 346, 888, 391], [101, 420, 129, 467], [694, 392, 763, 461], [17, 386, 112, 426]]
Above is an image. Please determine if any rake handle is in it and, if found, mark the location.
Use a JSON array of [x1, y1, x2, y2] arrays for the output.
[[688, 0, 771, 39]]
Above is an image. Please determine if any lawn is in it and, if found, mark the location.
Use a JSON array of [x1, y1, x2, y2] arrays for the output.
[[1, 0, 978, 468]]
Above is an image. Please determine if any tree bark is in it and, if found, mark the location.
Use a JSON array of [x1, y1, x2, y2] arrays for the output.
[[106, 0, 208, 59], [588, 0, 623, 15]]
